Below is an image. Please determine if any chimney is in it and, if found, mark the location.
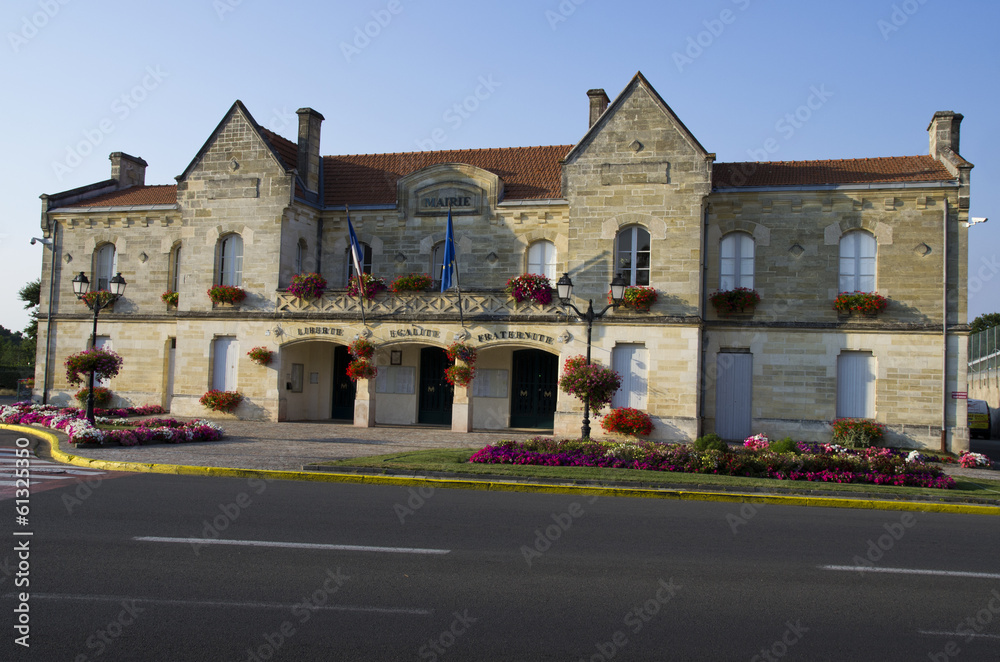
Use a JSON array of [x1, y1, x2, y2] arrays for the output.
[[109, 152, 147, 188], [296, 108, 324, 193], [587, 89, 610, 128], [927, 111, 963, 159]]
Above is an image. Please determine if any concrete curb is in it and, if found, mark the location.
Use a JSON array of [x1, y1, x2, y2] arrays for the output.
[[5, 424, 1000, 516]]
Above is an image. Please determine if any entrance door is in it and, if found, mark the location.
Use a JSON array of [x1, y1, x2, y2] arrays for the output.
[[510, 349, 558, 429], [418, 347, 453, 425], [715, 351, 752, 440], [331, 345, 356, 420]]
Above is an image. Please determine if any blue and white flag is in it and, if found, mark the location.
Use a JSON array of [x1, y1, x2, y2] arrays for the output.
[[347, 211, 364, 280], [440, 207, 458, 292]]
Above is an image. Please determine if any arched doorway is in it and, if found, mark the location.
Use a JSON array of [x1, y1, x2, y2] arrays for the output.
[[418, 346, 453, 425], [510, 349, 558, 429], [331, 344, 356, 420]]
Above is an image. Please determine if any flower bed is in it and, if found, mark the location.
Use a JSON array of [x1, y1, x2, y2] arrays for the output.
[[200, 390, 242, 412], [600, 407, 654, 436], [469, 437, 957, 489], [0, 402, 223, 446]]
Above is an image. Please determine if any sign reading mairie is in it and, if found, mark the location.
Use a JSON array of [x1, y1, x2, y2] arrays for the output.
[[416, 185, 481, 215]]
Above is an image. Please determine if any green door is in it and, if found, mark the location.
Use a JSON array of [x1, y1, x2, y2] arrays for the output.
[[331, 345, 356, 420], [418, 347, 453, 425], [510, 349, 558, 429]]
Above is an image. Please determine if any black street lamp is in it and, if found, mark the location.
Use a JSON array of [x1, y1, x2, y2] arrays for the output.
[[556, 272, 628, 439], [72, 271, 127, 424]]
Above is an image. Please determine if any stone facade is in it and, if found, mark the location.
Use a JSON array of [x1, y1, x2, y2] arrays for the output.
[[33, 73, 973, 451]]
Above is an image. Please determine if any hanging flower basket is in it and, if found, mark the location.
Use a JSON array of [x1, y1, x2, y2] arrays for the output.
[[391, 273, 433, 293], [445, 341, 477, 365], [81, 290, 117, 309], [709, 288, 761, 315], [347, 274, 387, 300], [200, 390, 243, 413], [600, 407, 654, 436], [558, 355, 622, 413], [346, 358, 378, 381], [445, 364, 475, 387], [348, 338, 375, 360], [505, 273, 552, 305], [247, 346, 273, 366], [75, 386, 113, 408], [288, 272, 327, 299], [207, 285, 246, 305], [161, 291, 179, 306], [64, 347, 124, 386], [614, 286, 658, 312], [833, 291, 888, 316]]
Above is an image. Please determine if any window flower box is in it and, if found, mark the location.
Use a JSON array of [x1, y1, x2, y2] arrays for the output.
[[391, 273, 432, 293], [616, 286, 658, 312], [709, 288, 761, 316], [161, 291, 179, 307], [834, 291, 888, 316], [288, 272, 327, 300], [208, 285, 246, 305], [347, 274, 387, 300], [505, 273, 552, 305]]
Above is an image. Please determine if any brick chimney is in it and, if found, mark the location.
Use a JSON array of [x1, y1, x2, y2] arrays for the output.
[[296, 108, 324, 193], [109, 152, 147, 189], [928, 111, 963, 160], [587, 89, 610, 128]]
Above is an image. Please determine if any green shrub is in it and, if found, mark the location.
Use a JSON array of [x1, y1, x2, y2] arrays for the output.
[[692, 434, 727, 452], [769, 437, 799, 454], [831, 418, 886, 448]]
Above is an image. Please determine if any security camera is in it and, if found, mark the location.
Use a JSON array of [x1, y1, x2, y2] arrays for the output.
[[969, 217, 989, 225], [30, 237, 52, 246]]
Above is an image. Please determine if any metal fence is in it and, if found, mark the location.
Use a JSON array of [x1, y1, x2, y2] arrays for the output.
[[968, 325, 999, 389]]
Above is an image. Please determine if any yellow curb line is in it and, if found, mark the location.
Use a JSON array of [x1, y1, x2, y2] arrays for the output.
[[5, 424, 999, 516]]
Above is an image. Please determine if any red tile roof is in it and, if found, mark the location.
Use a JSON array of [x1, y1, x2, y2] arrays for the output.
[[73, 185, 178, 207], [260, 128, 298, 171], [323, 145, 573, 205], [712, 155, 953, 188]]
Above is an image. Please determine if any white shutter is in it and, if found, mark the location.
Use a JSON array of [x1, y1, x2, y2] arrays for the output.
[[715, 352, 752, 440], [837, 351, 875, 418], [611, 344, 648, 409], [95, 336, 113, 387], [213, 336, 238, 391]]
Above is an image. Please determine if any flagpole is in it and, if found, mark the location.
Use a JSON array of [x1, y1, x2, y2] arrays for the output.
[[346, 205, 366, 327]]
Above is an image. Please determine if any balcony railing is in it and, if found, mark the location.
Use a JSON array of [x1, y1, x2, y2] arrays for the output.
[[275, 289, 566, 319]]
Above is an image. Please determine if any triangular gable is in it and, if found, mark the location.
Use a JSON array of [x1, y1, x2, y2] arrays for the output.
[[563, 71, 709, 163], [175, 100, 293, 182]]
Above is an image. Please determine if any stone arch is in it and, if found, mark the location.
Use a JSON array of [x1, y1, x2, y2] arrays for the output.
[[715, 219, 771, 247], [601, 213, 668, 240]]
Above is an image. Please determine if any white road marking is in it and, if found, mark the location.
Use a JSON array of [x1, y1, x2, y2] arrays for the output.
[[918, 630, 1000, 640], [135, 536, 451, 555], [821, 565, 1000, 580], [11, 592, 431, 616]]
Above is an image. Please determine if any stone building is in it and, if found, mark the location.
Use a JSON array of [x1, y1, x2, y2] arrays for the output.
[[33, 72, 973, 451]]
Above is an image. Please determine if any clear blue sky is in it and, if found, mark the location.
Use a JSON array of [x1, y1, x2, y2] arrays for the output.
[[2, 0, 997, 334]]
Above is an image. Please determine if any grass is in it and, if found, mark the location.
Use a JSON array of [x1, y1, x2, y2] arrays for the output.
[[314, 448, 1000, 502]]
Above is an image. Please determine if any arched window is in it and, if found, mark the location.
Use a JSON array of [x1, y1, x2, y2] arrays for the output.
[[839, 231, 876, 292], [295, 238, 307, 274], [218, 234, 243, 287], [94, 243, 117, 291], [168, 243, 181, 293], [527, 240, 556, 280], [345, 242, 372, 284], [431, 242, 446, 286], [615, 226, 650, 286], [720, 232, 755, 290]]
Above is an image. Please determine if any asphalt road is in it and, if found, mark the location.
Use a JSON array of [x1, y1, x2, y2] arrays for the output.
[[1, 430, 999, 661]]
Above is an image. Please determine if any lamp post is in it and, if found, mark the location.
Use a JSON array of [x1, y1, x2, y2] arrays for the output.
[[556, 272, 628, 439], [72, 271, 127, 424]]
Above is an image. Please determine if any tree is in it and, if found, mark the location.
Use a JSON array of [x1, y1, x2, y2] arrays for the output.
[[970, 312, 1000, 334], [17, 279, 39, 357]]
